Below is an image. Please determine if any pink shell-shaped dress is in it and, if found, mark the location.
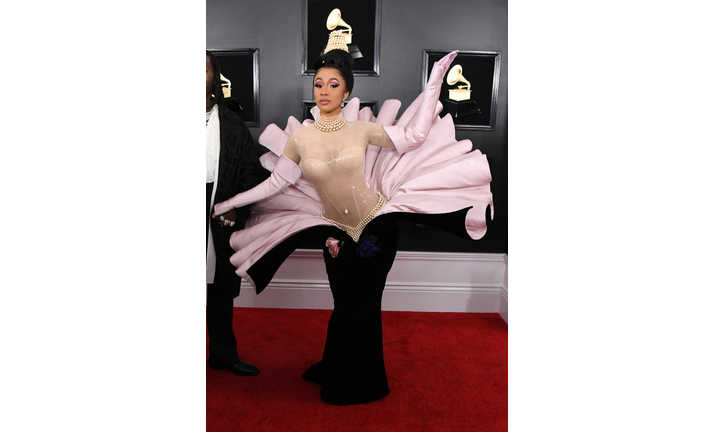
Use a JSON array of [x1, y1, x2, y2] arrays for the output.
[[230, 97, 494, 293]]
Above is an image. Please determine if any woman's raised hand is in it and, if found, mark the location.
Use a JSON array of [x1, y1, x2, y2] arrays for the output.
[[426, 50, 459, 88], [436, 50, 458, 68], [381, 51, 460, 155]]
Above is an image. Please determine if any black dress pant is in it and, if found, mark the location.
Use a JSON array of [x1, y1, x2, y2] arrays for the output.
[[206, 182, 240, 365], [206, 272, 241, 365]]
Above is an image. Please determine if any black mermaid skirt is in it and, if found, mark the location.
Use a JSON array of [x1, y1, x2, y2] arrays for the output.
[[304, 215, 399, 405]]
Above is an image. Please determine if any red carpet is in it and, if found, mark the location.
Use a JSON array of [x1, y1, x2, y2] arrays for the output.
[[207, 308, 507, 432]]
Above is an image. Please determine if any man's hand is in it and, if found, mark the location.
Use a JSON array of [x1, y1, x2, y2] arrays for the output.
[[213, 208, 237, 228]]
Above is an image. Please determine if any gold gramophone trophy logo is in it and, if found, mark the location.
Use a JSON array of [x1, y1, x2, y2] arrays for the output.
[[443, 63, 480, 118], [447, 65, 470, 101], [220, 74, 231, 98], [323, 8, 363, 59], [220, 72, 243, 113], [327, 8, 353, 44]]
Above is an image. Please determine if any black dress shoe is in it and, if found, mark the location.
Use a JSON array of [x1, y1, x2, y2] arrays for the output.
[[208, 358, 260, 376]]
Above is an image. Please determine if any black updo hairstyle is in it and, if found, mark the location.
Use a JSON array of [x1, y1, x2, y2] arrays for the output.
[[313, 49, 355, 96]]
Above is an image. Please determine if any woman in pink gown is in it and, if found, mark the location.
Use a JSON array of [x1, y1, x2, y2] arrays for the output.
[[213, 40, 493, 405]]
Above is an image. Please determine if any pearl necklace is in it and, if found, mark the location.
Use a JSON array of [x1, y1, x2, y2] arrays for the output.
[[314, 112, 345, 132]]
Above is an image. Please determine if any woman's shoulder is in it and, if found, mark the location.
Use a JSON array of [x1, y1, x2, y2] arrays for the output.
[[286, 124, 313, 148], [351, 120, 383, 127], [348, 120, 383, 134], [289, 124, 312, 139]]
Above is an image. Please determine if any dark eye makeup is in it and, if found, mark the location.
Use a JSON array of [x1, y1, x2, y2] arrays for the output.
[[313, 79, 341, 89]]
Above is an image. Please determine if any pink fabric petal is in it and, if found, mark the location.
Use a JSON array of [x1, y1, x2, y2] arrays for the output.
[[375, 100, 401, 126], [358, 106, 376, 122], [342, 98, 360, 121]]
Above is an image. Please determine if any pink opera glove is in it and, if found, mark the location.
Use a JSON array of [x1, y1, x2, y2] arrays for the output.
[[213, 155, 302, 217], [436, 50, 458, 68], [326, 237, 342, 258], [384, 50, 458, 155]]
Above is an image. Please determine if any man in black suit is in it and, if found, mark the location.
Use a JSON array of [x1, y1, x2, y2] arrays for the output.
[[206, 51, 269, 376]]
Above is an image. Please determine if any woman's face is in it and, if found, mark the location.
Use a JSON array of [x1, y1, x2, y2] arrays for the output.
[[206, 56, 214, 97], [313, 67, 350, 118]]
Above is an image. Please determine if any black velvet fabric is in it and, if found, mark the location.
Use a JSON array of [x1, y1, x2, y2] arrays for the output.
[[210, 108, 270, 297], [248, 209, 476, 295], [309, 215, 399, 405], [206, 182, 214, 248], [206, 108, 269, 365], [243, 210, 482, 404]]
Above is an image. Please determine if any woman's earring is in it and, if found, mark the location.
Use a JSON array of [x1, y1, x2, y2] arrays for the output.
[[341, 99, 346, 108]]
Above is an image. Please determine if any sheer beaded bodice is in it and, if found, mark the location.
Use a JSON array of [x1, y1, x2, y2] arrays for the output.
[[289, 120, 392, 231]]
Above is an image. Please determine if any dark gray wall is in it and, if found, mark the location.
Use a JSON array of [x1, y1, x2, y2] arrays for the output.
[[207, 0, 507, 253]]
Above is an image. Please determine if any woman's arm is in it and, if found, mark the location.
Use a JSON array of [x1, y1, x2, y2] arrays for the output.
[[381, 50, 458, 154], [213, 137, 302, 218], [364, 122, 396, 149]]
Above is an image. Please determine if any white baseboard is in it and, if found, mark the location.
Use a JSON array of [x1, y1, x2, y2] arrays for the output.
[[235, 250, 508, 321]]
